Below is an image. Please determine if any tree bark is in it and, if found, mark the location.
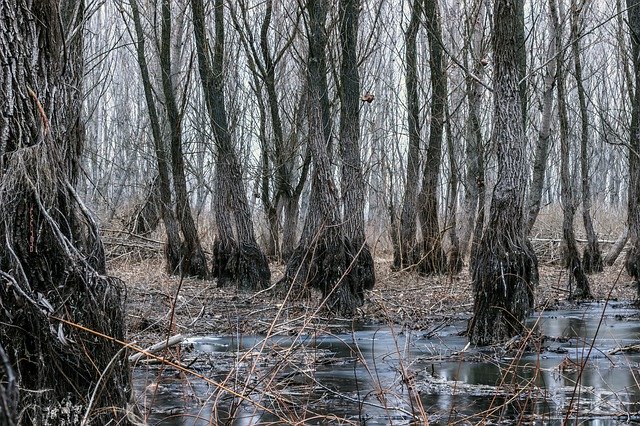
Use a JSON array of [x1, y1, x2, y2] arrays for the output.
[[553, 0, 591, 299], [130, 0, 182, 274], [526, 7, 557, 235], [570, 0, 603, 273], [468, 0, 538, 345], [339, 0, 375, 292], [160, 0, 209, 278], [417, 0, 447, 275], [191, 0, 270, 289], [0, 1, 131, 423], [394, 0, 422, 270], [278, 0, 372, 316]]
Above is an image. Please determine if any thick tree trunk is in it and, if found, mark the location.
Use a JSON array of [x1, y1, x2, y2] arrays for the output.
[[625, 0, 640, 295], [130, 0, 182, 273], [571, 0, 603, 273], [468, 0, 538, 345], [160, 0, 209, 278], [0, 1, 131, 423], [554, 0, 591, 299], [417, 0, 447, 275], [278, 0, 372, 316], [394, 0, 422, 270], [192, 0, 270, 289], [339, 0, 375, 291]]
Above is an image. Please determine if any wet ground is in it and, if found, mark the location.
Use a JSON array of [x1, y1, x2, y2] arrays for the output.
[[132, 302, 640, 425]]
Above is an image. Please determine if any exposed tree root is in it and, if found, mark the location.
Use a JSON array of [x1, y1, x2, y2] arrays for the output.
[[212, 238, 270, 290]]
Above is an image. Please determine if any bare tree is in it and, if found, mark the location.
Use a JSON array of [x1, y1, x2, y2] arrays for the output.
[[129, 0, 185, 275], [468, 0, 538, 345], [160, 0, 209, 278], [553, 0, 591, 299], [278, 0, 373, 315], [191, 0, 270, 289], [0, 1, 131, 422], [417, 0, 447, 275], [394, 0, 422, 270], [571, 0, 603, 273]]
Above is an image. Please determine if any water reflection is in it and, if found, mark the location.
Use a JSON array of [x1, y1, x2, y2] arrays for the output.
[[134, 304, 640, 424]]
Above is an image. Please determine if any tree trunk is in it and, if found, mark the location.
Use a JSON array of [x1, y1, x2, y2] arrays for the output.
[[0, 1, 131, 423], [526, 10, 557, 235], [160, 0, 209, 278], [278, 0, 372, 316], [339, 0, 375, 292], [394, 0, 422, 270], [130, 0, 182, 274], [461, 0, 486, 263], [468, 0, 538, 345], [570, 0, 603, 273], [445, 97, 463, 274], [191, 0, 270, 289], [625, 0, 640, 295], [417, 0, 447, 275], [553, 0, 591, 299]]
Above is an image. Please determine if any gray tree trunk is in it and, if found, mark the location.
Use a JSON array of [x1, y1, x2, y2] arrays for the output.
[[417, 0, 447, 275], [192, 0, 270, 289], [0, 1, 132, 422], [468, 0, 538, 345], [160, 0, 208, 278]]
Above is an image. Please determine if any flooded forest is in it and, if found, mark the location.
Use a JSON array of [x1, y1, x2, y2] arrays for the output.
[[3, 0, 640, 424]]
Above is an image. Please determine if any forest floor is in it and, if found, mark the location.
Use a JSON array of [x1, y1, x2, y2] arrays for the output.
[[110, 250, 637, 348]]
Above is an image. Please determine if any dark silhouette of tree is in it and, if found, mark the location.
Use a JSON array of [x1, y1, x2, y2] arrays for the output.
[[192, 0, 271, 289], [468, 0, 538, 345], [0, 0, 131, 423]]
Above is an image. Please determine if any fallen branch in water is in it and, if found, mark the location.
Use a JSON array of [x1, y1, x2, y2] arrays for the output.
[[129, 334, 185, 363]]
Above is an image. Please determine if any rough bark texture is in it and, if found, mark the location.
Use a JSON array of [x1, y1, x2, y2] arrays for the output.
[[626, 0, 640, 295], [526, 11, 556, 235], [128, 176, 161, 236], [468, 0, 538, 345], [394, 0, 422, 270], [130, 0, 182, 273], [445, 98, 463, 274], [571, 0, 603, 273], [553, 0, 591, 300], [0, 1, 132, 423], [339, 0, 376, 288], [0, 344, 16, 426], [417, 0, 447, 275], [192, 0, 270, 289], [277, 0, 372, 316], [160, 0, 208, 278]]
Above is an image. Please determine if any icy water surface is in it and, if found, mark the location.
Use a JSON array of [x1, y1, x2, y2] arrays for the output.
[[134, 302, 640, 424]]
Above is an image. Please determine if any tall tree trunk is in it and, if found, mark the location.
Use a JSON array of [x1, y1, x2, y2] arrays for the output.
[[394, 0, 422, 270], [417, 0, 447, 275], [553, 0, 591, 299], [191, 0, 270, 289], [0, 1, 131, 423], [571, 0, 603, 273], [468, 0, 538, 345], [130, 0, 182, 274], [526, 9, 557, 234], [339, 0, 375, 292], [461, 0, 486, 264], [160, 0, 208, 278], [625, 0, 640, 295], [445, 96, 463, 273], [278, 0, 372, 316]]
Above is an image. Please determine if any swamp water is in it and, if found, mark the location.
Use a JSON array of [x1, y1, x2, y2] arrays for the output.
[[134, 303, 640, 424]]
